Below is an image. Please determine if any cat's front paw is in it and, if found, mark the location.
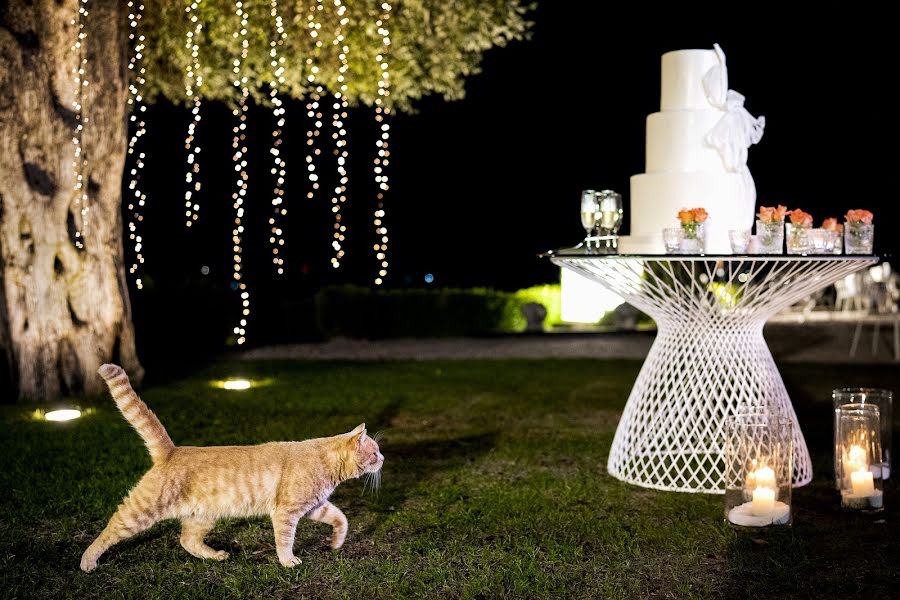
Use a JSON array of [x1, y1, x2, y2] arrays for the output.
[[279, 555, 302, 567], [211, 550, 229, 561], [80, 556, 98, 573]]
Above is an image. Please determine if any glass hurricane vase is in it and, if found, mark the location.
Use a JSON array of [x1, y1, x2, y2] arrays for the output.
[[724, 414, 793, 528]]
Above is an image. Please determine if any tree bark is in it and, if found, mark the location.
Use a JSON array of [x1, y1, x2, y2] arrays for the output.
[[0, 0, 142, 401]]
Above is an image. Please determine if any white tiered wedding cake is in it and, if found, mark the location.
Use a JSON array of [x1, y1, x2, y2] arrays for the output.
[[618, 45, 765, 254]]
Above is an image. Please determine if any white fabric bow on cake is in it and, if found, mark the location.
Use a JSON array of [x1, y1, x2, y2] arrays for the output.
[[703, 44, 765, 206]]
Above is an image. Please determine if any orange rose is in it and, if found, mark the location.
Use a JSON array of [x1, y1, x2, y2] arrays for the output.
[[788, 209, 813, 227], [822, 218, 838, 231], [757, 206, 775, 223], [757, 205, 787, 224], [691, 207, 709, 223], [678, 208, 695, 225], [845, 209, 874, 224]]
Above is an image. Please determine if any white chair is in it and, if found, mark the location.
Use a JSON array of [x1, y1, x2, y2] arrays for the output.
[[850, 264, 900, 361], [835, 273, 867, 312]]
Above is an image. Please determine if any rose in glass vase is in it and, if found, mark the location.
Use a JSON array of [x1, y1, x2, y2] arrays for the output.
[[677, 207, 708, 253], [844, 209, 874, 254], [822, 217, 843, 254], [785, 209, 813, 255], [755, 205, 787, 254]]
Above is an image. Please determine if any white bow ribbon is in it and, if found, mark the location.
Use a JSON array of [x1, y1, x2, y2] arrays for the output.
[[703, 44, 765, 206]]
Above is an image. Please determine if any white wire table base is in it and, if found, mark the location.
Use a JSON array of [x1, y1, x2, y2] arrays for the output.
[[551, 255, 878, 494]]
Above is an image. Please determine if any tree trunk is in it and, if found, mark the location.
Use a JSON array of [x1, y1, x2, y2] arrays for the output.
[[0, 0, 142, 401]]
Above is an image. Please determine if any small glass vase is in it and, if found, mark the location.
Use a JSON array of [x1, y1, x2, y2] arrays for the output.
[[835, 404, 884, 511], [785, 223, 812, 255], [724, 414, 793, 529], [844, 222, 874, 254], [755, 220, 784, 254], [680, 221, 706, 254], [807, 228, 837, 254]]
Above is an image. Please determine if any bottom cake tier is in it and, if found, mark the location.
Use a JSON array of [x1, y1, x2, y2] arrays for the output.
[[623, 171, 755, 254]]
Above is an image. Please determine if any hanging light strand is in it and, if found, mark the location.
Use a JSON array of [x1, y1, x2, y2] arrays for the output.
[[267, 0, 288, 274], [329, 0, 351, 269], [231, 0, 251, 345], [126, 0, 148, 290], [303, 1, 325, 205], [183, 0, 204, 227], [69, 0, 90, 249], [372, 2, 392, 285]]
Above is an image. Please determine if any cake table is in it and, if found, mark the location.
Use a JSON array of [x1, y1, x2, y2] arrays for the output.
[[548, 251, 878, 493]]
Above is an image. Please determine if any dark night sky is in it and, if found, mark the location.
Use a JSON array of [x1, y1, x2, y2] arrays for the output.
[[130, 1, 897, 349]]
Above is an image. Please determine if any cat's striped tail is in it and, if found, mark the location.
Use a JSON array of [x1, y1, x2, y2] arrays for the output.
[[98, 364, 174, 464]]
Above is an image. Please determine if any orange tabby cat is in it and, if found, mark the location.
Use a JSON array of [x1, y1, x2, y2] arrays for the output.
[[80, 364, 383, 572]]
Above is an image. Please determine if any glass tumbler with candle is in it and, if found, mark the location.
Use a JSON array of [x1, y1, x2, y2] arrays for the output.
[[836, 403, 883, 511], [724, 414, 793, 528], [663, 228, 683, 254], [833, 388, 892, 486]]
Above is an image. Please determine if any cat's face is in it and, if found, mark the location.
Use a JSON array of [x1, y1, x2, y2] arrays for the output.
[[358, 433, 384, 474], [347, 423, 384, 476]]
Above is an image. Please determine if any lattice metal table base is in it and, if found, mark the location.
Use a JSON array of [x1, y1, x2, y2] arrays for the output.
[[551, 255, 878, 493]]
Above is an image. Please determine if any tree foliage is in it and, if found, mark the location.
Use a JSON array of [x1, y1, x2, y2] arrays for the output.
[[140, 0, 534, 112]]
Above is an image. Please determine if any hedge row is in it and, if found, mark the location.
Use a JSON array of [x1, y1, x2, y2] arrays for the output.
[[314, 285, 537, 338]]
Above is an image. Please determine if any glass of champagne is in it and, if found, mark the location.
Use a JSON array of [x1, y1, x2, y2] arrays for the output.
[[581, 190, 599, 250], [596, 190, 623, 252]]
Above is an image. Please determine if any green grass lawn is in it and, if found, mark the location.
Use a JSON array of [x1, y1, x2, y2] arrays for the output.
[[1, 360, 898, 599]]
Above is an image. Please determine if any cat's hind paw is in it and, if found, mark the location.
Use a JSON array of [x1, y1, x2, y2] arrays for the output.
[[211, 550, 229, 561], [279, 555, 302, 567]]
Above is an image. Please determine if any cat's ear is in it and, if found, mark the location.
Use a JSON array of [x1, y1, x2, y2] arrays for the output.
[[348, 423, 366, 447]]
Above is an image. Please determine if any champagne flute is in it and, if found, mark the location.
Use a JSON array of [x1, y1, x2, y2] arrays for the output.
[[580, 190, 599, 249], [596, 190, 623, 236], [595, 190, 623, 252]]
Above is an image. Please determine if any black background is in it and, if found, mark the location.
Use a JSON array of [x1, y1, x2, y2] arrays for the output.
[[130, 1, 897, 356]]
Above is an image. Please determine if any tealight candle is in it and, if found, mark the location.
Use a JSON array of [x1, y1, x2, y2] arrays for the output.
[[750, 487, 776, 516], [850, 469, 875, 497]]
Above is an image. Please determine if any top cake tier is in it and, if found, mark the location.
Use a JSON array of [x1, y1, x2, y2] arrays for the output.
[[660, 49, 719, 111]]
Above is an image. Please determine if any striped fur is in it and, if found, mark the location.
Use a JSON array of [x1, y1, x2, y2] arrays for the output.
[[98, 364, 174, 464], [80, 365, 384, 573]]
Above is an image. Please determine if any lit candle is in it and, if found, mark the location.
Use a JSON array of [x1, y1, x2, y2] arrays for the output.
[[753, 466, 776, 490], [847, 444, 866, 471], [750, 487, 776, 516], [850, 469, 875, 497]]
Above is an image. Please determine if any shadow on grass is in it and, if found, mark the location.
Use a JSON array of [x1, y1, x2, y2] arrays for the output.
[[340, 431, 499, 536]]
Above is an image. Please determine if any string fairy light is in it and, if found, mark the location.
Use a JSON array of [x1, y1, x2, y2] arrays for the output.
[[372, 2, 392, 285], [329, 0, 351, 269], [231, 0, 251, 345], [183, 0, 204, 227], [303, 1, 325, 207], [69, 0, 90, 249], [126, 0, 148, 290], [267, 0, 288, 275]]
